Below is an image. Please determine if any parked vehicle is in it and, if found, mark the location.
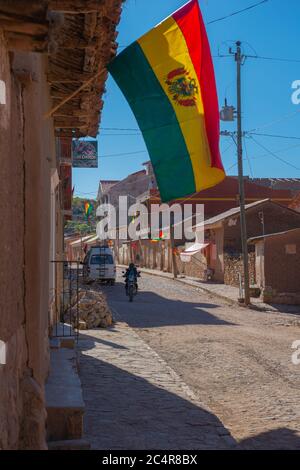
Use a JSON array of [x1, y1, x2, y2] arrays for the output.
[[83, 246, 116, 284]]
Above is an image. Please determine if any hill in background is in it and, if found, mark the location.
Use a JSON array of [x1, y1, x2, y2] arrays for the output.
[[65, 197, 97, 237]]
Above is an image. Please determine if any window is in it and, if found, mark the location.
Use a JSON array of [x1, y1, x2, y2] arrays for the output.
[[90, 254, 114, 265]]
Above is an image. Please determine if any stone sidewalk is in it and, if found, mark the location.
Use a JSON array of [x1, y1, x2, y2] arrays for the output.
[[118, 265, 300, 315], [78, 319, 235, 450]]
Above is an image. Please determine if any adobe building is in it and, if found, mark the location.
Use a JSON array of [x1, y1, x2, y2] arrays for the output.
[[146, 176, 298, 220], [0, 0, 123, 450], [192, 199, 300, 285], [249, 228, 300, 305], [289, 191, 300, 213]]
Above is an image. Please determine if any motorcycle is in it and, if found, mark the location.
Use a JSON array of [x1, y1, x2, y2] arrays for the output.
[[127, 272, 137, 302], [123, 270, 140, 302]]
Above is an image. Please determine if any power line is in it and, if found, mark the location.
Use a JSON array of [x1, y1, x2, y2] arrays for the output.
[[118, 0, 270, 53], [247, 55, 300, 64], [249, 108, 300, 133], [75, 191, 98, 195], [250, 136, 300, 171], [248, 141, 300, 159], [225, 140, 300, 171], [98, 128, 300, 142], [100, 133, 142, 137], [96, 150, 147, 159], [222, 141, 235, 154], [100, 127, 140, 132], [207, 0, 269, 25], [215, 54, 300, 64], [249, 132, 300, 141], [243, 136, 254, 178]]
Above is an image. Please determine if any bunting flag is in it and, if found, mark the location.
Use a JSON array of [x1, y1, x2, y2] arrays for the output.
[[108, 0, 225, 202]]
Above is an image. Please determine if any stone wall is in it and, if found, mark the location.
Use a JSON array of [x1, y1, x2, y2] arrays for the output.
[[224, 252, 256, 287], [176, 251, 207, 279]]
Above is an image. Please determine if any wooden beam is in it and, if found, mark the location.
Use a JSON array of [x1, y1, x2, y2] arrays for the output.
[[0, 1, 47, 18], [53, 107, 100, 117], [0, 18, 48, 35], [54, 113, 90, 118], [5, 32, 47, 52], [55, 38, 97, 50], [49, 0, 104, 14], [45, 68, 106, 118], [54, 123, 87, 129], [47, 72, 95, 83]]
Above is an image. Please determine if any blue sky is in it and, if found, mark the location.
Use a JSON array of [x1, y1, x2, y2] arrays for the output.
[[73, 0, 300, 198]]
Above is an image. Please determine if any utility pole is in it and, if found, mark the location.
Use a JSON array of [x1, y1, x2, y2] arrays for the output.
[[170, 212, 178, 279], [234, 41, 250, 305]]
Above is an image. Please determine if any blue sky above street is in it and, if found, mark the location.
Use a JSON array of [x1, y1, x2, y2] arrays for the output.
[[73, 0, 300, 198]]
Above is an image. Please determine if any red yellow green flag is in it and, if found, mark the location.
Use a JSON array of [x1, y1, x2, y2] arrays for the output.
[[108, 0, 225, 202], [84, 201, 93, 218]]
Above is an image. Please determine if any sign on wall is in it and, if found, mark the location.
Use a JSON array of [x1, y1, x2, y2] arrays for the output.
[[72, 140, 98, 168]]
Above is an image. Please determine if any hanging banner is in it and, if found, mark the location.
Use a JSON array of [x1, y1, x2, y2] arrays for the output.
[[72, 140, 98, 168]]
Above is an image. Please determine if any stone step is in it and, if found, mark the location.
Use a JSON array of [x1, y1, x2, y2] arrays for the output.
[[51, 322, 76, 349], [45, 348, 85, 443], [50, 338, 61, 349]]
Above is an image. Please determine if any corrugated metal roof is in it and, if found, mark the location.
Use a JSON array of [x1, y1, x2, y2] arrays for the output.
[[248, 227, 300, 243], [195, 199, 271, 229], [100, 180, 120, 194]]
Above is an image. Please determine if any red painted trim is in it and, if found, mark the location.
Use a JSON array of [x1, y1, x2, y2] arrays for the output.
[[173, 0, 224, 171]]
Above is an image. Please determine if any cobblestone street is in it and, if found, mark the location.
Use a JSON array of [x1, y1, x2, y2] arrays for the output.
[[79, 271, 300, 450], [78, 323, 234, 450]]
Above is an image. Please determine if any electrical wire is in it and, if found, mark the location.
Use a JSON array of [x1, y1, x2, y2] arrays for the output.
[[249, 108, 300, 133], [248, 132, 300, 141], [100, 127, 140, 132], [243, 136, 254, 177], [97, 150, 147, 159], [250, 136, 300, 171], [100, 133, 142, 137], [247, 55, 300, 64], [248, 141, 300, 159], [207, 0, 269, 25], [221, 141, 235, 154]]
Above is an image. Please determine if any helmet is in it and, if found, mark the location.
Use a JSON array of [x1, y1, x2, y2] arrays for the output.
[[129, 263, 135, 269]]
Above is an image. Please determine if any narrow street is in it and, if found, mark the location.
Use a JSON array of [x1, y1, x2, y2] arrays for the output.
[[79, 270, 300, 450]]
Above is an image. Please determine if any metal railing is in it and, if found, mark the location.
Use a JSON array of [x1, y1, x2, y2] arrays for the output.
[[50, 260, 81, 341]]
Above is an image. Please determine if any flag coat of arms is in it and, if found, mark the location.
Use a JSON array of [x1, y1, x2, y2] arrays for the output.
[[108, 0, 225, 202]]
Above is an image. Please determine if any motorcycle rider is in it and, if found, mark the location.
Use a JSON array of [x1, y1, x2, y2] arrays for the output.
[[123, 262, 139, 295]]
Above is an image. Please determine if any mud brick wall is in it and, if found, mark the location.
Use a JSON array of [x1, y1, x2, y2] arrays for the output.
[[224, 252, 256, 287], [176, 252, 207, 279], [0, 35, 52, 449]]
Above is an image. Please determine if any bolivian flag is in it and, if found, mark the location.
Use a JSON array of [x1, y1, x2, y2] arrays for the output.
[[84, 201, 93, 218], [108, 0, 225, 202]]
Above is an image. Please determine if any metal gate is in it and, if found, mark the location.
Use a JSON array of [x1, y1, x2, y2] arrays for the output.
[[50, 260, 81, 341]]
